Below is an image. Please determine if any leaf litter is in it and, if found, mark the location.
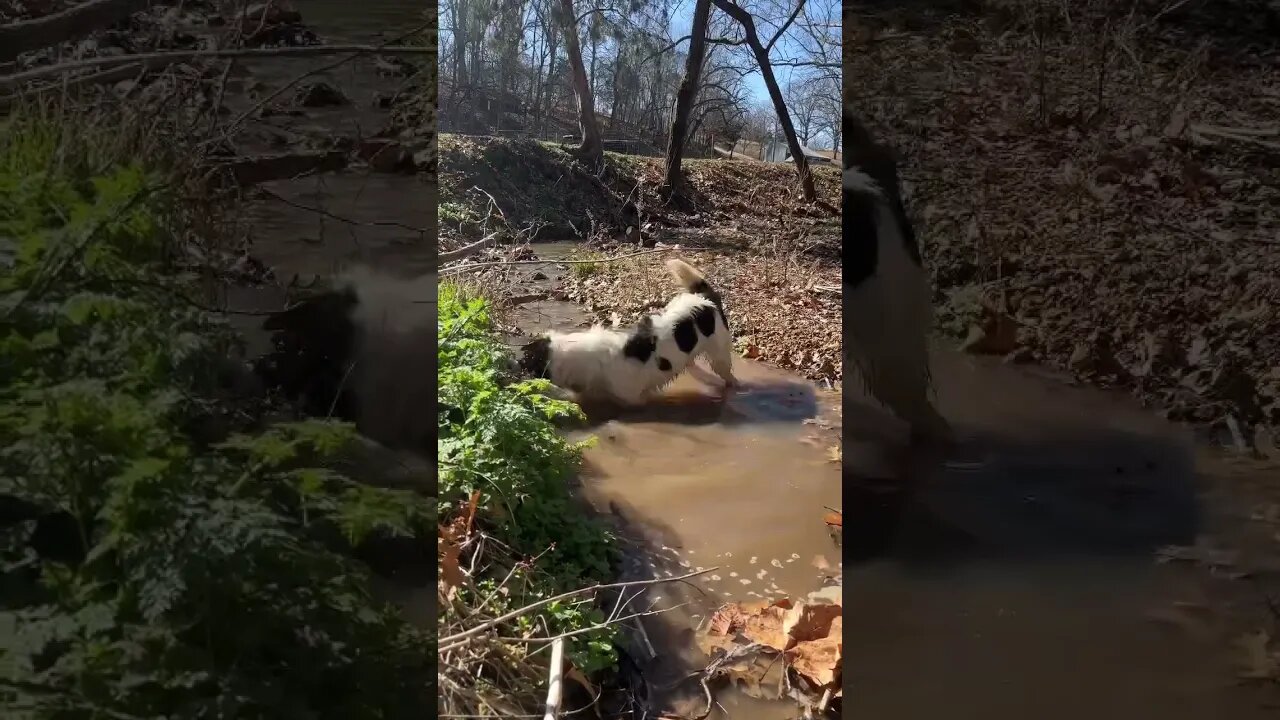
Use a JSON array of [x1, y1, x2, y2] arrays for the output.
[[848, 2, 1280, 447], [693, 592, 843, 716]]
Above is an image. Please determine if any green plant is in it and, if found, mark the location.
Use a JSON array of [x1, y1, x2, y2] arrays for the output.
[[567, 251, 603, 279], [0, 109, 433, 718], [437, 283, 618, 673]]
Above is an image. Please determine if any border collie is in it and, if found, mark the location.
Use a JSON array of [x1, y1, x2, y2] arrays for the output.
[[843, 105, 952, 444], [519, 258, 736, 405]]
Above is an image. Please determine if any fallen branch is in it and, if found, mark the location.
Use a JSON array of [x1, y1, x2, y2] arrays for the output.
[[1190, 123, 1280, 151], [543, 638, 565, 720], [440, 248, 674, 277], [0, 63, 142, 111], [0, 44, 434, 94], [438, 232, 502, 262], [0, 0, 151, 62]]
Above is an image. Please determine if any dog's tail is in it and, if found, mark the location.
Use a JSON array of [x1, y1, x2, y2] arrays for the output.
[[666, 258, 717, 297]]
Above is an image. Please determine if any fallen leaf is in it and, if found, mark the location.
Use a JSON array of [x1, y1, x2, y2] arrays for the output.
[[786, 616, 842, 687], [783, 601, 843, 645], [741, 602, 793, 651], [438, 529, 466, 600]]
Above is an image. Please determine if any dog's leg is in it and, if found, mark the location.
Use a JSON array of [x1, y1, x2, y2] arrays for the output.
[[845, 210, 952, 446], [708, 341, 738, 389]]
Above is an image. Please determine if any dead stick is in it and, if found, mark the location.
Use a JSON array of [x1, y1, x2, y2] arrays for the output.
[[543, 638, 565, 720], [440, 248, 674, 276], [438, 232, 502, 262], [0, 44, 433, 94], [437, 566, 716, 645]]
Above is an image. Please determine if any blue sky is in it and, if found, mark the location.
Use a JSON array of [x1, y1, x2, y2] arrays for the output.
[[666, 0, 839, 147]]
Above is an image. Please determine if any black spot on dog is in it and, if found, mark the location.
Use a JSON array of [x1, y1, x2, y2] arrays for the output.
[[520, 336, 553, 378], [657, 357, 672, 372], [844, 184, 880, 287], [692, 304, 717, 337], [843, 109, 924, 290], [688, 279, 729, 327], [673, 316, 698, 353], [623, 316, 657, 362]]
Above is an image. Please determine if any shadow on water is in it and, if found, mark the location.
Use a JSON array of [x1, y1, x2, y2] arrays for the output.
[[845, 347, 1280, 719], [846, 424, 1200, 566], [573, 375, 820, 428]]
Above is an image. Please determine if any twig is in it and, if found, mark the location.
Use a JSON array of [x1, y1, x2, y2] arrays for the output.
[[437, 567, 717, 645], [254, 185, 431, 235], [0, 44, 433, 94], [473, 185, 509, 225], [494, 604, 688, 645], [632, 618, 657, 661], [440, 248, 674, 277], [543, 638, 565, 720]]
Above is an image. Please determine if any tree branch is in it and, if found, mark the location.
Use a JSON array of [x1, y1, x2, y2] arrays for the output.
[[765, 0, 807, 53]]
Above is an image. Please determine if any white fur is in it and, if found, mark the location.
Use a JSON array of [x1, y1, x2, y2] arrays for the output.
[[843, 171, 952, 442], [333, 267, 438, 450], [540, 260, 736, 406]]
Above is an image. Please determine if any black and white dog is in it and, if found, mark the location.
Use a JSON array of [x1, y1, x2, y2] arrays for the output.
[[519, 258, 736, 405], [254, 267, 438, 453], [843, 106, 952, 444]]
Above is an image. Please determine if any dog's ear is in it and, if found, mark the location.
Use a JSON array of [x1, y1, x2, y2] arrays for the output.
[[520, 336, 552, 378]]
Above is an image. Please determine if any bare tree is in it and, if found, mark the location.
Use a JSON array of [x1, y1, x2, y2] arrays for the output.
[[662, 0, 712, 194], [711, 0, 816, 200]]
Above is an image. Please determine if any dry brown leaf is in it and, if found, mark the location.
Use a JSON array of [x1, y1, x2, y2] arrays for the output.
[[783, 602, 843, 645], [741, 603, 793, 651], [438, 529, 466, 599], [786, 616, 843, 688], [823, 510, 842, 528]]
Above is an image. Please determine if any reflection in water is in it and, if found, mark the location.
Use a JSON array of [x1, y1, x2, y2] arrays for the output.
[[846, 348, 1276, 718]]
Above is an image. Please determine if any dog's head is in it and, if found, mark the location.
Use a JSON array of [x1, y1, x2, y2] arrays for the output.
[[519, 336, 553, 378]]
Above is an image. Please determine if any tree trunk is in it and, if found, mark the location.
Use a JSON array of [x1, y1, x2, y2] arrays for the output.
[[710, 0, 816, 201], [556, 0, 603, 165], [661, 0, 711, 194]]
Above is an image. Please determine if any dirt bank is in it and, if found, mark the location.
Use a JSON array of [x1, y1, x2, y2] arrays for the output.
[[848, 1, 1280, 450], [439, 135, 844, 385]]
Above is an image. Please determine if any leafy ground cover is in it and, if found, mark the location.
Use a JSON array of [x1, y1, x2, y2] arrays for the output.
[[437, 283, 623, 714], [0, 105, 433, 719]]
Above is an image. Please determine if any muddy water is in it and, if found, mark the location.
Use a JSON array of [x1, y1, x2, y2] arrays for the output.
[[505, 281, 843, 719], [847, 349, 1280, 718]]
